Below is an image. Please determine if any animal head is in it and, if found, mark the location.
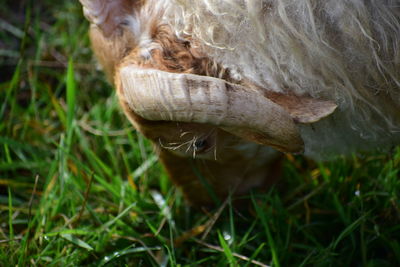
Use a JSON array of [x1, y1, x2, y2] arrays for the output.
[[80, 0, 337, 206]]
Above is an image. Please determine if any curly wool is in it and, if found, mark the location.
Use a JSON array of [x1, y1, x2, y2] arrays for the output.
[[164, 0, 400, 157]]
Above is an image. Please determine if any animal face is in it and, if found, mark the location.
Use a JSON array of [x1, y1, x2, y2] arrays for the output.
[[80, 0, 337, 206]]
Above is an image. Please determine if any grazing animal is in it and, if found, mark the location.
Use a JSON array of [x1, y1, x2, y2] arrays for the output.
[[80, 0, 400, 206]]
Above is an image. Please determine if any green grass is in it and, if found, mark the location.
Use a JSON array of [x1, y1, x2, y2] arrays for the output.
[[1, 1, 399, 266]]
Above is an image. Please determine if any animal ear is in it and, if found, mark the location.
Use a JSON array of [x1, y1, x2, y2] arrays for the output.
[[80, 0, 135, 37], [263, 91, 337, 124]]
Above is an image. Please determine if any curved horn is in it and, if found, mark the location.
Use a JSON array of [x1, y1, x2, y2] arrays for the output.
[[117, 66, 305, 153]]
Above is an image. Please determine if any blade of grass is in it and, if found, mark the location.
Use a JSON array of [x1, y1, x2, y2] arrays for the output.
[[252, 194, 280, 267], [0, 18, 25, 38], [165, 240, 177, 267], [218, 230, 237, 266], [196, 239, 271, 267], [244, 242, 266, 267], [46, 83, 67, 126], [102, 202, 137, 230], [8, 187, 14, 242], [98, 244, 162, 266], [228, 197, 235, 247], [150, 190, 175, 230], [3, 143, 12, 164], [1, 61, 20, 121], [66, 58, 76, 151], [45, 229, 93, 237], [61, 233, 93, 251], [333, 214, 368, 249]]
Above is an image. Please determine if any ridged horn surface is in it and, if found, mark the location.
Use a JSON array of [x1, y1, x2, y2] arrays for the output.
[[117, 66, 304, 153]]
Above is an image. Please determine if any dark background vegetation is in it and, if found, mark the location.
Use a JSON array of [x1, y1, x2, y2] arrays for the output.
[[0, 1, 399, 266]]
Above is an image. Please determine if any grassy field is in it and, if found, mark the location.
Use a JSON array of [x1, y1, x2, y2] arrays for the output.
[[1, 1, 399, 266]]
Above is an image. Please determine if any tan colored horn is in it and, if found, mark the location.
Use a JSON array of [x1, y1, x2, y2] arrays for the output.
[[116, 66, 306, 153]]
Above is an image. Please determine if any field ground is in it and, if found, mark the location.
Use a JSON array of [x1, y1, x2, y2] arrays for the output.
[[0, 1, 399, 266]]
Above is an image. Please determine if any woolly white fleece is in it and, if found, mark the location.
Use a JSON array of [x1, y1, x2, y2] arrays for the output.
[[164, 0, 400, 158]]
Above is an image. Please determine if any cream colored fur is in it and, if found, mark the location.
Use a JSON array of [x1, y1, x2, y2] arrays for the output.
[[164, 0, 400, 157]]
